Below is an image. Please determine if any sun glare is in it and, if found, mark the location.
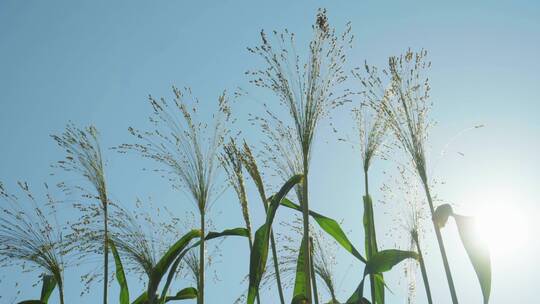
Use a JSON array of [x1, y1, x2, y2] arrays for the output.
[[474, 203, 529, 257]]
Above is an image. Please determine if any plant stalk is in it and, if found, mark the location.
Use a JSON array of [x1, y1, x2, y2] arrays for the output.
[[302, 155, 313, 303], [270, 233, 285, 304], [412, 232, 433, 304], [256, 186, 285, 304], [309, 237, 319, 304], [422, 181, 458, 304], [248, 233, 262, 304], [103, 201, 109, 304], [57, 276, 65, 304], [199, 210, 205, 304], [364, 169, 377, 304]]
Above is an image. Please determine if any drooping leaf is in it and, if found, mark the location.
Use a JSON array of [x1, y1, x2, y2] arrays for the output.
[[190, 227, 249, 248], [147, 229, 202, 301], [347, 250, 417, 303], [164, 287, 198, 302], [291, 236, 308, 304], [453, 214, 491, 304], [39, 275, 57, 303], [110, 239, 130, 304], [433, 204, 453, 228], [247, 174, 304, 304], [280, 198, 366, 263], [365, 249, 418, 274], [159, 227, 249, 303]]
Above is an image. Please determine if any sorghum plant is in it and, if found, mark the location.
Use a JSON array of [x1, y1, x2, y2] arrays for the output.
[[247, 9, 352, 301], [0, 182, 69, 304], [375, 49, 459, 303], [52, 123, 111, 304], [119, 87, 231, 304]]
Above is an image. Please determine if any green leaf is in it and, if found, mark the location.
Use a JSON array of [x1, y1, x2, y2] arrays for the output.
[[148, 229, 202, 301], [164, 287, 198, 302], [131, 292, 148, 304], [39, 275, 57, 303], [346, 273, 367, 304], [247, 174, 304, 304], [347, 250, 417, 303], [190, 227, 249, 249], [363, 195, 384, 304], [159, 227, 248, 303], [110, 239, 130, 304], [18, 301, 46, 304], [434, 204, 453, 228], [453, 214, 491, 304], [373, 274, 385, 304], [291, 236, 308, 304], [280, 198, 366, 263], [365, 249, 418, 274]]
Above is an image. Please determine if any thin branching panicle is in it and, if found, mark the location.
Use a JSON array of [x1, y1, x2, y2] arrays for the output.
[[221, 139, 253, 242], [118, 87, 231, 304], [0, 182, 69, 304], [52, 123, 111, 304]]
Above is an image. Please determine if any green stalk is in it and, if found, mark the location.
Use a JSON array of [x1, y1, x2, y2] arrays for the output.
[[309, 237, 319, 304], [270, 233, 285, 304], [302, 155, 313, 303], [412, 231, 433, 304], [103, 200, 109, 304], [364, 169, 377, 304], [199, 210, 205, 304], [56, 274, 65, 304], [421, 181, 458, 304], [254, 183, 285, 304], [247, 229, 262, 304]]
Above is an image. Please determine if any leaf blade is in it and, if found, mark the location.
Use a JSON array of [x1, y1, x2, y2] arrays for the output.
[[281, 198, 366, 263]]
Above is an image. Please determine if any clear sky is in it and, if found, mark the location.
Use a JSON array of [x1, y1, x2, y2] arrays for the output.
[[1, 1, 539, 303]]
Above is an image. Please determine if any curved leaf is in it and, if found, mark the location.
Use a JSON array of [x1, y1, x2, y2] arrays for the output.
[[131, 292, 148, 304], [434, 204, 453, 228], [346, 272, 367, 304], [365, 249, 418, 274], [40, 275, 57, 303], [281, 198, 366, 263], [110, 239, 130, 304], [165, 287, 198, 302], [247, 174, 304, 304], [453, 214, 491, 304], [291, 236, 308, 304], [159, 227, 249, 303], [148, 229, 202, 301]]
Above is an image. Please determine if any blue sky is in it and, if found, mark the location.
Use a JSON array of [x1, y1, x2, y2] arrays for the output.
[[1, 1, 539, 303]]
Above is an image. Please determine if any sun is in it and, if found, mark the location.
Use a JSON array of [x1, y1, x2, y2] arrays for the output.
[[473, 203, 529, 258]]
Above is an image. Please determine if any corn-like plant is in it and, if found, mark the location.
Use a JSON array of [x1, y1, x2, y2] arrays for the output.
[[350, 63, 390, 304], [248, 9, 352, 301], [119, 87, 231, 304], [240, 140, 286, 303], [372, 49, 459, 303], [52, 123, 111, 304], [0, 182, 69, 304], [220, 139, 261, 304]]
